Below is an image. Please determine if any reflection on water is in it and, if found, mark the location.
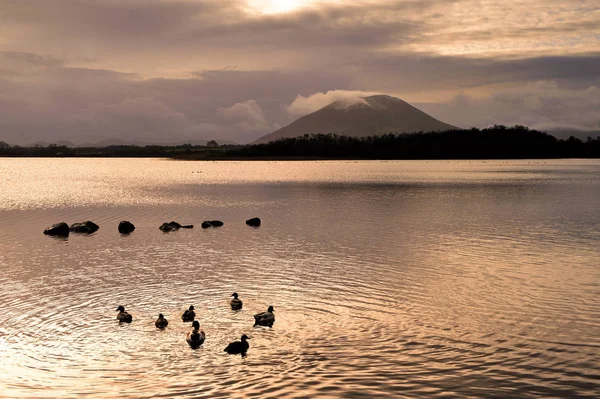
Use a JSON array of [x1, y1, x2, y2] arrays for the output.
[[0, 159, 599, 398]]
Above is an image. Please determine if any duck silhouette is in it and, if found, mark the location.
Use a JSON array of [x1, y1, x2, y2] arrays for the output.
[[253, 306, 274, 327], [224, 334, 250, 356], [182, 305, 195, 322], [186, 320, 205, 348], [230, 292, 243, 310], [116, 306, 132, 323], [155, 313, 168, 329]]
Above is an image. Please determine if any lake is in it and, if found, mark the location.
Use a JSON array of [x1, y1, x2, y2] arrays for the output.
[[0, 159, 599, 398]]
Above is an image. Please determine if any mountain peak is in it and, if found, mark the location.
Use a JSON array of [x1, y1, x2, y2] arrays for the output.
[[253, 94, 456, 144], [364, 94, 400, 101]]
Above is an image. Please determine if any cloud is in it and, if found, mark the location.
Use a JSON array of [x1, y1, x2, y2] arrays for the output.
[[417, 81, 600, 134], [347, 53, 600, 101], [3, 0, 598, 77], [0, 1, 598, 143], [2, 53, 599, 144], [218, 100, 273, 131], [0, 58, 352, 144], [285, 90, 382, 116], [69, 97, 192, 141]]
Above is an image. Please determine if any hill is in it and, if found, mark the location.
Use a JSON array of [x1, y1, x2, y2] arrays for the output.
[[24, 138, 237, 148], [254, 95, 456, 144]]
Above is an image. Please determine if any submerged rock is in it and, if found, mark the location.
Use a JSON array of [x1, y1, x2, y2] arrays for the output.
[[118, 221, 135, 234], [201, 221, 212, 229], [246, 217, 261, 227], [43, 222, 70, 236], [70, 221, 100, 234]]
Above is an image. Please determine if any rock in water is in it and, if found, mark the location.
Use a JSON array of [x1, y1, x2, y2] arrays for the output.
[[70, 223, 91, 233], [70, 221, 99, 234], [84, 221, 100, 232], [43, 222, 70, 236], [159, 222, 178, 232], [246, 217, 261, 227], [159, 222, 193, 231], [118, 221, 135, 234], [201, 221, 213, 229], [202, 220, 223, 228]]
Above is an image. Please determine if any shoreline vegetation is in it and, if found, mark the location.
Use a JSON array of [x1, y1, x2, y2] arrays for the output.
[[1, 126, 599, 160]]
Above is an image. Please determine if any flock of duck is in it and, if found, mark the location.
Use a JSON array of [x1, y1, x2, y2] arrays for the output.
[[43, 218, 268, 355], [43, 219, 268, 356], [115, 293, 275, 356]]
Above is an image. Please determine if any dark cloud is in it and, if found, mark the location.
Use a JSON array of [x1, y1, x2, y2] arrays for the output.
[[348, 53, 600, 94], [0, 57, 351, 144]]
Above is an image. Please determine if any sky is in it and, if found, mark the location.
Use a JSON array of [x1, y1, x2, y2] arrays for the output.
[[1, 0, 599, 145]]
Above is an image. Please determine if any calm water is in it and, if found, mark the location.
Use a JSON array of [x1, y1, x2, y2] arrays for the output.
[[0, 159, 599, 398]]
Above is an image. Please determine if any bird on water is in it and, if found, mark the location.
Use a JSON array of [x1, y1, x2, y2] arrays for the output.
[[253, 306, 275, 327], [186, 320, 205, 348], [224, 334, 250, 355], [182, 305, 195, 322], [230, 292, 243, 310], [116, 306, 132, 323], [155, 313, 168, 329]]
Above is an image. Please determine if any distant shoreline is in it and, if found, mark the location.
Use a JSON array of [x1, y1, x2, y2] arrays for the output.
[[2, 126, 599, 160], [3, 156, 599, 162]]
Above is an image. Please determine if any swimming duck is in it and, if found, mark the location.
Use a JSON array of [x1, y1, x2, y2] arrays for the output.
[[116, 306, 132, 323], [182, 305, 195, 322], [230, 292, 243, 310], [224, 334, 250, 355], [253, 306, 275, 327], [155, 313, 168, 329], [186, 320, 205, 348]]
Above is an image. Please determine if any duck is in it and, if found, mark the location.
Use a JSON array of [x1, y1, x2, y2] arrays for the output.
[[116, 306, 132, 323], [230, 292, 243, 310], [224, 334, 250, 355], [155, 313, 168, 329], [186, 320, 205, 348], [182, 305, 195, 322], [253, 306, 275, 327]]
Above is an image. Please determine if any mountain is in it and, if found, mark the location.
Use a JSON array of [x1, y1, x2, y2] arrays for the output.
[[55, 140, 76, 147], [254, 95, 457, 144], [545, 128, 600, 141], [27, 140, 76, 147], [82, 138, 238, 147]]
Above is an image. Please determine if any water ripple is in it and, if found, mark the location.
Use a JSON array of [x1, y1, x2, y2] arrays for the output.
[[0, 159, 599, 398]]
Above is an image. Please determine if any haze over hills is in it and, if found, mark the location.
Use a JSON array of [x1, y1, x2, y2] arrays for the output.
[[254, 95, 457, 144], [25, 138, 237, 148]]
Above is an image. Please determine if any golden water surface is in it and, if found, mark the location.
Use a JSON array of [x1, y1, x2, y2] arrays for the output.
[[0, 159, 599, 398]]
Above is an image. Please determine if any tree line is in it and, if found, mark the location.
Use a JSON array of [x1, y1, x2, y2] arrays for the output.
[[1, 126, 599, 159], [0, 142, 234, 158], [225, 126, 600, 159]]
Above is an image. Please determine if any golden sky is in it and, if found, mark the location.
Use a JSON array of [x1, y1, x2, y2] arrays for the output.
[[0, 0, 599, 144]]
